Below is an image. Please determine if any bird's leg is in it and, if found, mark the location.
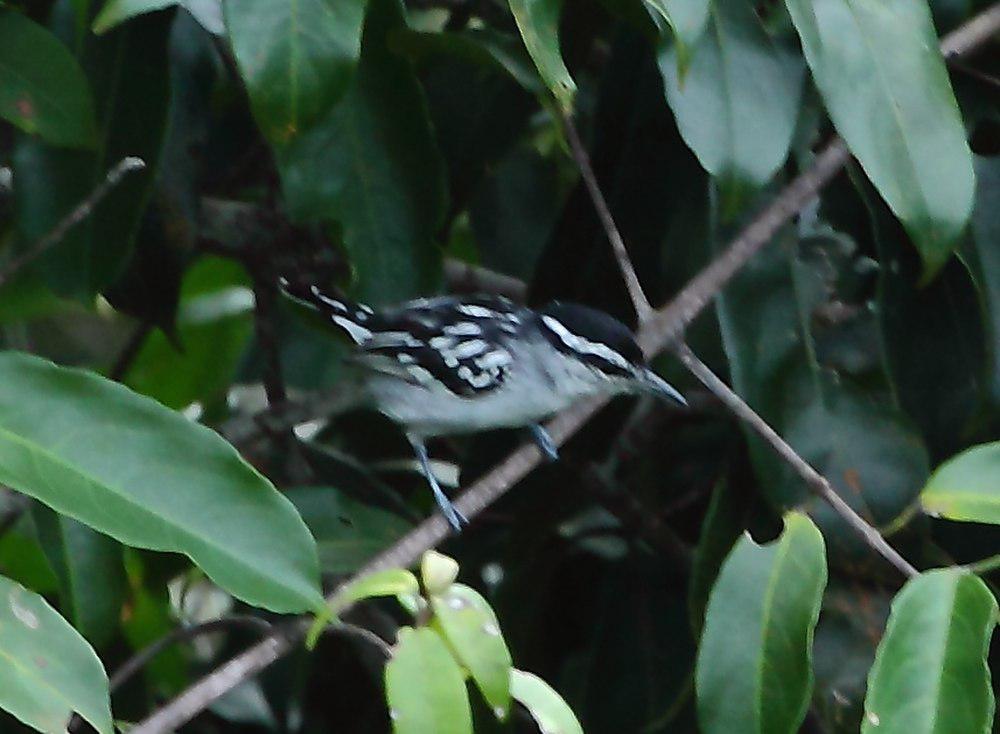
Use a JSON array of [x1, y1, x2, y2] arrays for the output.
[[529, 424, 559, 462], [407, 435, 467, 532]]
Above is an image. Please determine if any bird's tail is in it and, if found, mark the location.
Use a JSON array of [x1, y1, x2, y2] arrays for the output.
[[277, 277, 375, 344]]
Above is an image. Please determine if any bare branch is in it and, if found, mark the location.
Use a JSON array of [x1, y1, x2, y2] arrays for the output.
[[561, 111, 655, 323], [672, 343, 919, 578], [0, 157, 146, 288], [129, 7, 999, 730], [443, 259, 528, 300]]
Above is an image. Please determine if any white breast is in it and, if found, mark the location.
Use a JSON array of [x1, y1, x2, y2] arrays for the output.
[[366, 338, 604, 438]]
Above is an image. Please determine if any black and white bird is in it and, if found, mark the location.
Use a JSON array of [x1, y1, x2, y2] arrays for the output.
[[280, 279, 686, 531]]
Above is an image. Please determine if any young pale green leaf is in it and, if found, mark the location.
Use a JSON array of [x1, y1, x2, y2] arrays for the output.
[[0, 10, 97, 148], [287, 487, 412, 575], [784, 0, 974, 278], [385, 627, 473, 734], [334, 568, 420, 610], [31, 505, 127, 649], [0, 352, 323, 614], [658, 0, 802, 215], [431, 583, 513, 717], [644, 0, 709, 69], [862, 568, 997, 734], [696, 512, 828, 734], [510, 669, 583, 734], [223, 0, 366, 144], [276, 0, 446, 305], [508, 0, 576, 110], [921, 442, 1000, 524], [421, 550, 459, 595], [94, 0, 224, 35], [0, 574, 113, 734]]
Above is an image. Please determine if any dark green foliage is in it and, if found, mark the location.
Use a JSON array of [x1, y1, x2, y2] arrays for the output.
[[0, 0, 997, 733]]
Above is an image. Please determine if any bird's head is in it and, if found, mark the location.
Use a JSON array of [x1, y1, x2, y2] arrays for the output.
[[536, 302, 687, 406]]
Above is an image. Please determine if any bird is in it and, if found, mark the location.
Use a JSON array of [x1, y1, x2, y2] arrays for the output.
[[279, 278, 686, 531]]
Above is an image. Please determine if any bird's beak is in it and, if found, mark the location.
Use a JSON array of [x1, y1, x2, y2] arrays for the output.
[[636, 367, 687, 407]]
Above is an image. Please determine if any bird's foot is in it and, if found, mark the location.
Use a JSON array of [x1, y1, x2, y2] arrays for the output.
[[530, 424, 559, 463]]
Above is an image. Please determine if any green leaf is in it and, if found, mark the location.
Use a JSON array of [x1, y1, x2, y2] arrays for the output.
[[0, 352, 323, 614], [644, 0, 709, 69], [276, 0, 446, 305], [0, 574, 113, 734], [696, 512, 828, 734], [658, 0, 802, 215], [223, 0, 367, 144], [334, 568, 420, 609], [124, 257, 254, 409], [784, 0, 974, 278], [94, 0, 224, 35], [510, 669, 583, 734], [862, 568, 997, 734], [31, 504, 126, 649], [688, 479, 743, 637], [921, 442, 1000, 525], [11, 9, 170, 298], [286, 487, 412, 575], [385, 626, 473, 734], [431, 583, 513, 717], [968, 155, 1000, 408], [0, 10, 97, 149], [508, 0, 576, 110]]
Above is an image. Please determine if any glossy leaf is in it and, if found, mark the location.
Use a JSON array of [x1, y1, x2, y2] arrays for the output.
[[224, 0, 366, 144], [659, 0, 802, 214], [286, 487, 412, 575], [0, 352, 323, 614], [510, 669, 583, 734], [644, 0, 709, 68], [921, 442, 1000, 525], [385, 626, 473, 734], [31, 504, 126, 649], [0, 574, 113, 734], [277, 0, 446, 305], [509, 0, 576, 110], [862, 569, 997, 733], [94, 0, 224, 34], [696, 512, 828, 734], [431, 583, 513, 716], [785, 0, 974, 277], [0, 10, 97, 148]]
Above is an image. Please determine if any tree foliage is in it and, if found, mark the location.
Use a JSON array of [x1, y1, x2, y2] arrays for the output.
[[0, 0, 998, 732]]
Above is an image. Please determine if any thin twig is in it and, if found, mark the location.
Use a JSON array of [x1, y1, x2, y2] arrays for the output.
[[325, 622, 393, 659], [109, 616, 274, 692], [673, 343, 919, 578], [443, 259, 528, 301], [129, 8, 1000, 730], [561, 111, 655, 323], [0, 157, 145, 288]]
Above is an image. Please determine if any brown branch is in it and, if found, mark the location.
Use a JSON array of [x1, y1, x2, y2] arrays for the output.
[[0, 157, 145, 288], [129, 7, 1000, 731], [561, 111, 655, 323], [672, 343, 919, 578]]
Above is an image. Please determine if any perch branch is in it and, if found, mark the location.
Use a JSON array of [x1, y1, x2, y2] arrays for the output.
[[129, 7, 1000, 731], [0, 157, 145, 288]]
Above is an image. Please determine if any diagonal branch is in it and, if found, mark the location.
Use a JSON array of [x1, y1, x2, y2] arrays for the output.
[[672, 343, 918, 578], [129, 7, 1000, 731], [561, 110, 655, 323], [0, 156, 146, 288]]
